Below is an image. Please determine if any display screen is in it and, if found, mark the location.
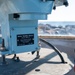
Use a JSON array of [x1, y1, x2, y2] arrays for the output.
[[17, 34, 34, 46]]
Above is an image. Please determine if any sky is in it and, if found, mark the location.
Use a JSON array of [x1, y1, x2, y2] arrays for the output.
[[39, 0, 75, 22]]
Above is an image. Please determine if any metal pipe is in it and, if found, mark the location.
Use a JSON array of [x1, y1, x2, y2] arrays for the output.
[[2, 55, 7, 65]]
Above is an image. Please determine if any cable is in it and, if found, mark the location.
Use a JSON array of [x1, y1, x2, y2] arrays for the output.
[[39, 38, 66, 63]]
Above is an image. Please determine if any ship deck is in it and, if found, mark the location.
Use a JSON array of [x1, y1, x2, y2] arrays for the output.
[[0, 38, 75, 75]]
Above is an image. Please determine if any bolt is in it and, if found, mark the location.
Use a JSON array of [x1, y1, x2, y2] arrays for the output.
[[35, 27, 38, 30], [11, 28, 14, 31], [36, 47, 38, 50], [10, 35, 11, 38]]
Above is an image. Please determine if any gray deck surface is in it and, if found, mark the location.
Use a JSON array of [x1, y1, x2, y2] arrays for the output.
[[0, 39, 75, 75]]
